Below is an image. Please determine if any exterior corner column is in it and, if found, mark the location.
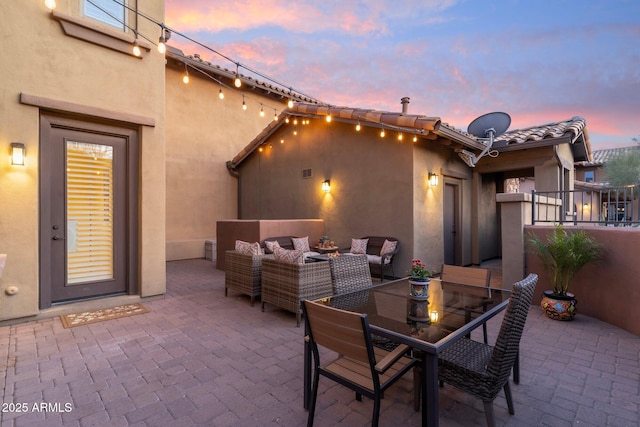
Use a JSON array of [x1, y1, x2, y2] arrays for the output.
[[496, 193, 532, 289]]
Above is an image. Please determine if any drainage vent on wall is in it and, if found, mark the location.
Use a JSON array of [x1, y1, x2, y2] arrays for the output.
[[302, 168, 312, 178]]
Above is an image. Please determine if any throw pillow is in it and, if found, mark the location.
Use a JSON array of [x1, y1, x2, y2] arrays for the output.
[[351, 238, 369, 254], [264, 240, 281, 253], [273, 247, 305, 265], [235, 240, 262, 256], [380, 239, 397, 256], [292, 236, 311, 252]]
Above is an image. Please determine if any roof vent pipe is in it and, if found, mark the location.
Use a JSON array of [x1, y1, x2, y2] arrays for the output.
[[400, 97, 410, 115]]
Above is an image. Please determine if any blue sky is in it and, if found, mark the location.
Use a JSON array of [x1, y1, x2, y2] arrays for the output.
[[165, 0, 639, 150]]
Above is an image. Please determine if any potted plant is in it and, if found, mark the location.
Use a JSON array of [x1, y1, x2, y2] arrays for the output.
[[408, 258, 432, 298], [527, 225, 602, 320]]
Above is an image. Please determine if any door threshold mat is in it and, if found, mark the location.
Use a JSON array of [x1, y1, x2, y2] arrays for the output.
[[60, 303, 149, 328]]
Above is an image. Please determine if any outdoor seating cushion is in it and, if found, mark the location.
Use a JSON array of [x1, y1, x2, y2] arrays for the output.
[[273, 247, 305, 265], [235, 240, 263, 255]]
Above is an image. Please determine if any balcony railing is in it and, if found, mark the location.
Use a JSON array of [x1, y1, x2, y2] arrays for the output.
[[532, 186, 640, 226]]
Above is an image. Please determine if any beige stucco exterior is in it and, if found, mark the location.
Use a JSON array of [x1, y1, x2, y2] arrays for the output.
[[234, 119, 479, 275], [0, 1, 166, 321], [164, 63, 280, 260]]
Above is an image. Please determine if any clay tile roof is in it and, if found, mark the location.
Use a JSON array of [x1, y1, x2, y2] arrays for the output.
[[577, 145, 640, 166], [494, 116, 587, 146], [291, 103, 442, 133]]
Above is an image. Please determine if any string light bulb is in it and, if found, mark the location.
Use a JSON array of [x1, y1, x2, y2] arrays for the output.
[[45, 0, 56, 10], [398, 132, 404, 142], [356, 121, 361, 131], [413, 135, 418, 142], [380, 127, 386, 138], [325, 114, 332, 123], [234, 64, 242, 88], [287, 99, 294, 108], [132, 35, 141, 57], [273, 110, 279, 121], [218, 87, 224, 99], [242, 95, 247, 110], [157, 28, 167, 54], [182, 65, 189, 84], [260, 104, 265, 117]]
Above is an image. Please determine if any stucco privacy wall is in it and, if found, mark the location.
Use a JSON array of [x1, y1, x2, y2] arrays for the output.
[[525, 226, 640, 336], [215, 219, 325, 270], [0, 1, 166, 321], [164, 66, 279, 260]]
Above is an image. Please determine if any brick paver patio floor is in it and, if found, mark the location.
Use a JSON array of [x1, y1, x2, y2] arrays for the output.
[[1, 259, 638, 426]]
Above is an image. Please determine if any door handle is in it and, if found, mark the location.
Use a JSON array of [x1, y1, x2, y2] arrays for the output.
[[52, 235, 65, 240]]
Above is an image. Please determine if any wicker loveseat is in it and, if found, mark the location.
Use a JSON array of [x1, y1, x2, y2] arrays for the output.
[[261, 257, 333, 326], [262, 236, 321, 260], [344, 236, 400, 281], [224, 250, 273, 306]]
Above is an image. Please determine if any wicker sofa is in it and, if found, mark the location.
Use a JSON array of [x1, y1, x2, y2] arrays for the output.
[[344, 236, 400, 281], [224, 250, 273, 307], [261, 257, 333, 326]]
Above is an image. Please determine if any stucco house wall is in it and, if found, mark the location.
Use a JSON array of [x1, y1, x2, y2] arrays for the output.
[[235, 118, 477, 275], [164, 64, 278, 260], [0, 1, 166, 321]]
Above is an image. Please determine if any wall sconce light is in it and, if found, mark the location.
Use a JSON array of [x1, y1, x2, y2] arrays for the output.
[[322, 179, 331, 193], [11, 142, 25, 166], [428, 172, 439, 187], [429, 310, 439, 323]]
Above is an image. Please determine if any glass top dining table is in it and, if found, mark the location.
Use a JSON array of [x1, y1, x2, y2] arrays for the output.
[[303, 277, 512, 426]]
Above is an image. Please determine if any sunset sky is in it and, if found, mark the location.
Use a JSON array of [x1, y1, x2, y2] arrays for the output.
[[164, 0, 639, 150]]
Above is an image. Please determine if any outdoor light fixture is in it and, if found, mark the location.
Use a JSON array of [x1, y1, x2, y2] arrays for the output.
[[132, 38, 141, 57], [44, 0, 56, 10], [322, 180, 331, 193], [11, 142, 25, 166], [234, 64, 242, 88], [157, 25, 170, 54], [428, 172, 439, 187]]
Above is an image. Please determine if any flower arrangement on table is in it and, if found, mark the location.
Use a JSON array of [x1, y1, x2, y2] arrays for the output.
[[409, 258, 432, 281], [408, 259, 431, 298]]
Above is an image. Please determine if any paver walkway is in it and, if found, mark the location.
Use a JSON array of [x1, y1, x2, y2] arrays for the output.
[[1, 259, 638, 426]]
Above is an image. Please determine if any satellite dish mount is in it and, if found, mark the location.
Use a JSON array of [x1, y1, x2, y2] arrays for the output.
[[458, 112, 511, 167]]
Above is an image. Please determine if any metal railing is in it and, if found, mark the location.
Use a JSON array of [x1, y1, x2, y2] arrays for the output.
[[532, 186, 640, 226]]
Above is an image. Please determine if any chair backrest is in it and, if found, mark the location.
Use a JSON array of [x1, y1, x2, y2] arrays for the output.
[[329, 254, 372, 294], [361, 236, 399, 257], [486, 273, 538, 382], [303, 299, 374, 366], [441, 264, 491, 287]]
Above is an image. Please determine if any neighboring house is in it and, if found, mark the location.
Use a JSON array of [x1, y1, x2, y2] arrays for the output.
[[227, 106, 592, 275], [573, 146, 640, 224], [0, 1, 300, 322]]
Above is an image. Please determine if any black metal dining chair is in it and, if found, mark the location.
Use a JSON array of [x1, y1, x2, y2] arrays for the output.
[[302, 299, 417, 427], [437, 273, 538, 427]]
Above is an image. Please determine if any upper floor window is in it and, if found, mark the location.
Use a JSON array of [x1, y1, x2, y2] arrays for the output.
[[84, 0, 126, 30], [584, 170, 595, 183]]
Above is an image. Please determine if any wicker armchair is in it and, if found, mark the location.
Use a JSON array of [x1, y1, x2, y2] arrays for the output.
[[261, 258, 333, 326], [329, 254, 372, 294], [437, 273, 538, 427], [345, 236, 400, 281], [224, 250, 273, 306]]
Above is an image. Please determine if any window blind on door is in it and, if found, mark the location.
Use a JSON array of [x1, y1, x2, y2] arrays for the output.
[[66, 142, 114, 284]]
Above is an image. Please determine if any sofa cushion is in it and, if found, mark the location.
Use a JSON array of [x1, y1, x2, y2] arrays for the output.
[[273, 247, 305, 265], [380, 239, 397, 256], [350, 238, 369, 254], [235, 240, 262, 256], [366, 254, 392, 265], [264, 240, 281, 253], [292, 236, 311, 252]]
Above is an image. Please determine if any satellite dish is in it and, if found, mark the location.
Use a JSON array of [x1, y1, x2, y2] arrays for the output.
[[467, 111, 511, 140], [457, 112, 511, 167]]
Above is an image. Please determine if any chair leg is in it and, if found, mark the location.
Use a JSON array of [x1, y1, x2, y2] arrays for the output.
[[372, 396, 381, 427], [482, 400, 496, 427], [224, 287, 228, 297], [356, 392, 362, 402], [482, 323, 488, 344], [307, 371, 320, 427], [503, 382, 515, 415]]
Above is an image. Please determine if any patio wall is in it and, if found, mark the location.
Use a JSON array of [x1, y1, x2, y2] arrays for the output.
[[500, 193, 640, 336]]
